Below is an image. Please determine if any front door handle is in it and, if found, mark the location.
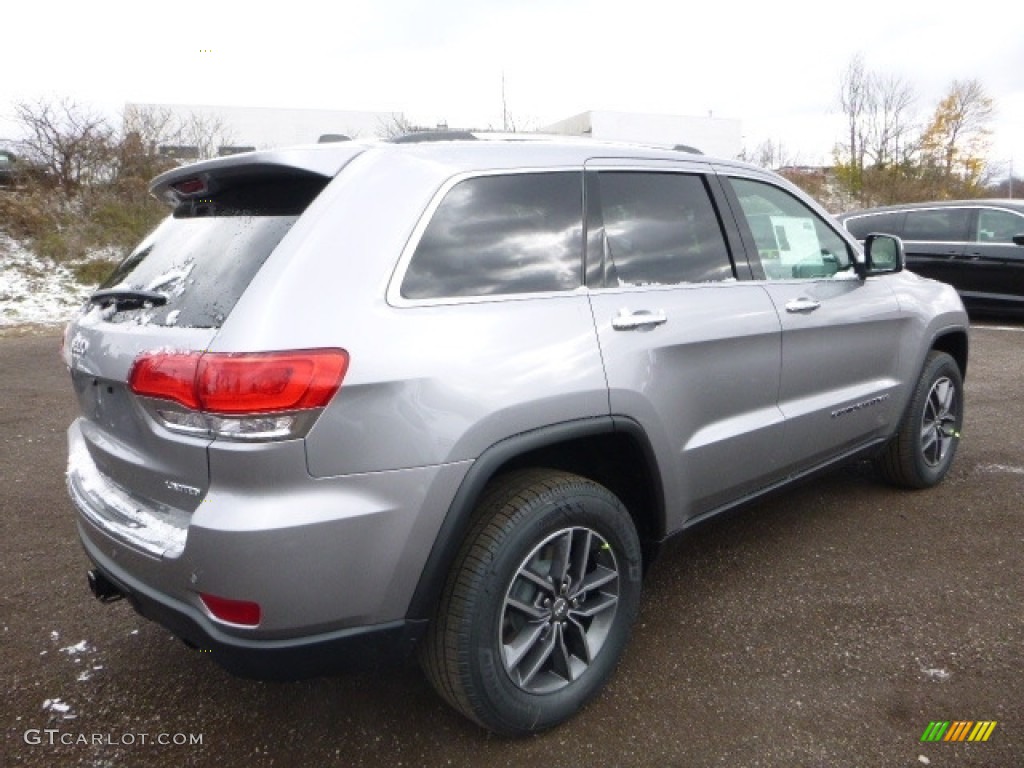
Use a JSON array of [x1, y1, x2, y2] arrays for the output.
[[785, 298, 821, 313], [611, 309, 668, 330]]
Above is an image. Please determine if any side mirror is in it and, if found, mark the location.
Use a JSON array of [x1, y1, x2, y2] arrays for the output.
[[1012, 234, 1024, 246], [855, 233, 904, 278]]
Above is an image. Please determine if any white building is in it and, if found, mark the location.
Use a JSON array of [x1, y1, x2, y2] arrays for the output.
[[541, 110, 742, 158], [125, 103, 401, 157], [124, 103, 743, 160]]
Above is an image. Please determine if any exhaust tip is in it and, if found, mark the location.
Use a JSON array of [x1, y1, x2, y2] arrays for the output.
[[87, 569, 124, 604]]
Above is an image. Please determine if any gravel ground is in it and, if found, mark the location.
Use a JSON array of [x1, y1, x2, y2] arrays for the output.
[[1, 325, 1021, 768]]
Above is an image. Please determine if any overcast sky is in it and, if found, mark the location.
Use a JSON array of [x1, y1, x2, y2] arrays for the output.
[[3, 0, 1023, 177]]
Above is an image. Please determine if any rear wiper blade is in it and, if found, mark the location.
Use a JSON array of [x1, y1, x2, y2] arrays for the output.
[[88, 289, 168, 310]]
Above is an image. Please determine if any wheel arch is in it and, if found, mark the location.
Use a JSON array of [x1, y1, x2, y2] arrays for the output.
[[930, 328, 968, 380], [405, 416, 665, 622]]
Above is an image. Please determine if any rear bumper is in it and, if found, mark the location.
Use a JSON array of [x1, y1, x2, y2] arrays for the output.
[[67, 418, 472, 669], [80, 532, 426, 678]]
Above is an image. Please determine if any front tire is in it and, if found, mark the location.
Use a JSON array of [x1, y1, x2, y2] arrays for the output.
[[419, 469, 642, 735], [877, 351, 963, 488]]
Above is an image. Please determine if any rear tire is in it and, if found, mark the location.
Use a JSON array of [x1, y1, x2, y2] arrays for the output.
[[419, 469, 642, 735], [877, 351, 963, 489]]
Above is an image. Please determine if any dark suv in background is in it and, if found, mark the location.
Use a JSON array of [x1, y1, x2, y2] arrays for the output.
[[838, 200, 1024, 316], [64, 135, 969, 735], [0, 149, 16, 186]]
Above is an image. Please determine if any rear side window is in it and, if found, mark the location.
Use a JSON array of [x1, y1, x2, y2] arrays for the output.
[[401, 172, 583, 300], [976, 208, 1024, 243], [902, 208, 970, 242], [843, 211, 905, 240], [597, 172, 734, 286], [99, 169, 329, 328]]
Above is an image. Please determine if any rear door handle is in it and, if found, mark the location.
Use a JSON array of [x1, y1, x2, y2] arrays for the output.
[[611, 309, 668, 330], [785, 298, 821, 313]]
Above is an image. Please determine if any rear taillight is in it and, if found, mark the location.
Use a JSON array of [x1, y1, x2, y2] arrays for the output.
[[130, 352, 204, 410], [197, 352, 345, 414], [129, 349, 348, 440]]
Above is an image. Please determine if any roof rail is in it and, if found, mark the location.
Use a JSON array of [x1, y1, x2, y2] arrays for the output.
[[673, 144, 703, 155], [390, 131, 478, 144]]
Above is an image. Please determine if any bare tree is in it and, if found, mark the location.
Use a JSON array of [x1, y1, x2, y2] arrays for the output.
[[376, 112, 416, 139], [738, 139, 797, 169], [121, 105, 236, 163], [835, 58, 928, 205], [175, 111, 235, 160], [865, 74, 917, 168], [118, 105, 179, 181], [838, 54, 872, 180], [15, 98, 114, 193], [121, 104, 177, 147]]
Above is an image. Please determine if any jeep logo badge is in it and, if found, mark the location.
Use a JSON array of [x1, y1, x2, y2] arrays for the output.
[[70, 333, 89, 359]]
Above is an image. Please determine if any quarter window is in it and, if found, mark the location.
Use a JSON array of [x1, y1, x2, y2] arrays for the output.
[[401, 172, 583, 300], [597, 172, 733, 286], [730, 178, 852, 279]]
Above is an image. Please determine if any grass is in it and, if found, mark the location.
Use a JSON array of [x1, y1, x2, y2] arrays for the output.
[[70, 259, 119, 286]]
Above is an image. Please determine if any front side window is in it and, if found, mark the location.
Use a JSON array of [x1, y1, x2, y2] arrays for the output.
[[597, 172, 734, 286], [902, 208, 970, 242], [401, 172, 583, 300], [730, 178, 852, 280], [976, 208, 1024, 243]]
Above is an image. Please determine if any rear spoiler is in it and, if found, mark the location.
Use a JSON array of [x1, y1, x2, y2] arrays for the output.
[[149, 144, 367, 206]]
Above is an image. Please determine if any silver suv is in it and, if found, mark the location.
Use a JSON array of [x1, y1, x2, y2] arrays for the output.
[[64, 135, 969, 735]]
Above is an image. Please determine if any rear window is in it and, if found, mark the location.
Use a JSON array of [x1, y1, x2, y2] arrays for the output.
[[401, 172, 583, 300], [97, 169, 328, 328]]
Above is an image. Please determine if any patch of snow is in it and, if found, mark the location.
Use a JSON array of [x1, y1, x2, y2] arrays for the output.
[[0, 233, 92, 326], [978, 463, 1024, 476], [87, 245, 124, 263], [145, 261, 194, 297], [43, 698, 70, 713], [920, 666, 951, 681], [61, 640, 92, 655], [68, 437, 188, 557], [42, 698, 75, 719], [973, 324, 1024, 333]]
